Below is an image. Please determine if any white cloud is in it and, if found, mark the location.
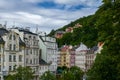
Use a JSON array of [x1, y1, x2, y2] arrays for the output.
[[0, 0, 102, 33]]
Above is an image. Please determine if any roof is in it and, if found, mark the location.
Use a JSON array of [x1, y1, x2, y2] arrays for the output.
[[91, 46, 98, 51], [18, 28, 37, 35], [39, 59, 48, 65], [0, 36, 5, 44], [0, 28, 9, 36], [76, 42, 88, 51]]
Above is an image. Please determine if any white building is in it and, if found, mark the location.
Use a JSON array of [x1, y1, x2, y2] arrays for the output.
[[11, 27, 40, 80], [0, 25, 25, 80], [39, 59, 49, 77], [75, 43, 88, 71], [38, 36, 58, 73]]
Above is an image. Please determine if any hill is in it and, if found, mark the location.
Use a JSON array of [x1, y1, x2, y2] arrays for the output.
[[49, 0, 120, 79]]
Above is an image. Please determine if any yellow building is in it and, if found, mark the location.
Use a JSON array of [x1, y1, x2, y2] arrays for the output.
[[59, 46, 70, 68]]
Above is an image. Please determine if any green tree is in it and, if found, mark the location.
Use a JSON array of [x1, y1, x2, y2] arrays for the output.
[[40, 71, 56, 80], [5, 66, 34, 80], [87, 0, 120, 80], [61, 66, 84, 80]]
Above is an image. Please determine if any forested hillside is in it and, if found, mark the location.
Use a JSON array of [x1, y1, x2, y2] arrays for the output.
[[49, 0, 120, 79]]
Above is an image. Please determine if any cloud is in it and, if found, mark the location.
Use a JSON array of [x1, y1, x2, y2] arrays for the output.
[[0, 0, 102, 33]]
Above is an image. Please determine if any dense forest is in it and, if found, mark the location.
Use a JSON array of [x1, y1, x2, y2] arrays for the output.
[[49, 0, 120, 80]]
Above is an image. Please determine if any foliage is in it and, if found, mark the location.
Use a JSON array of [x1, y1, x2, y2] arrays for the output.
[[49, 0, 120, 80], [87, 0, 120, 80], [5, 66, 34, 80], [60, 66, 84, 80], [40, 71, 56, 80]]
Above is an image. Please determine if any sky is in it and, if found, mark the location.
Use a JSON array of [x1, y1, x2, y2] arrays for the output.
[[0, 0, 102, 33]]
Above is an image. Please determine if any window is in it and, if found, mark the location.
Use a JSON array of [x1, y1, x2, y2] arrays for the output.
[[9, 35, 12, 40], [9, 66, 12, 71], [33, 36, 36, 40], [29, 36, 31, 39], [13, 35, 16, 40], [26, 58, 28, 64], [34, 58, 35, 64], [30, 59, 32, 64], [13, 44, 16, 51], [0, 65, 1, 72], [0, 45, 1, 52], [26, 49, 29, 55], [0, 56, 1, 63], [9, 55, 12, 62], [9, 44, 12, 50], [30, 49, 32, 54], [39, 66, 41, 70], [33, 41, 36, 45], [13, 55, 16, 62], [19, 55, 22, 62], [13, 65, 16, 70]]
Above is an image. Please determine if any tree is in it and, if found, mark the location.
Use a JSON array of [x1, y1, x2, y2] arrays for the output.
[[87, 0, 120, 80], [61, 66, 84, 80], [70, 66, 84, 80], [5, 66, 34, 80], [40, 71, 56, 80]]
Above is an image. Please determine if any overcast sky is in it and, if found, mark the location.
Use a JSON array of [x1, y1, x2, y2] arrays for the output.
[[0, 0, 102, 33]]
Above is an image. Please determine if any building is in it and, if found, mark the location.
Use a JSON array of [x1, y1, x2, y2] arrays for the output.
[[69, 48, 75, 67], [75, 42, 99, 72], [11, 27, 40, 80], [75, 43, 88, 71], [38, 36, 58, 73], [59, 45, 70, 68], [0, 25, 25, 80], [59, 45, 75, 68], [39, 59, 49, 77], [85, 50, 96, 71], [55, 31, 65, 39], [65, 27, 73, 33]]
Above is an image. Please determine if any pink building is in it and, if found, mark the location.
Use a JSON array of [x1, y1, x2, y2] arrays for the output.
[[69, 50, 75, 67]]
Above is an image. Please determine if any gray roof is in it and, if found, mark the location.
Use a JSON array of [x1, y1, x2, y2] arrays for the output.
[[19, 28, 37, 35], [0, 28, 9, 36], [91, 46, 98, 51]]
